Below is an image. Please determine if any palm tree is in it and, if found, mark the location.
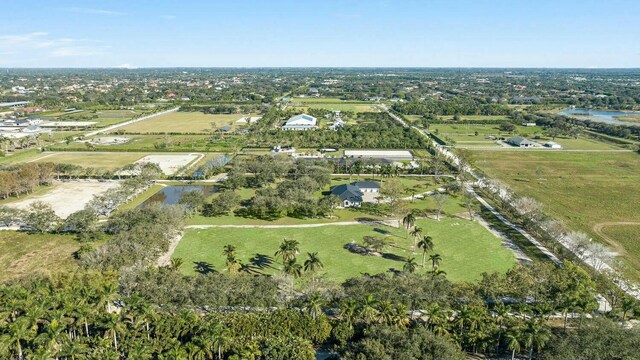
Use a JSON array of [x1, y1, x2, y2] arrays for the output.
[[402, 211, 416, 240], [522, 319, 551, 360], [409, 226, 423, 252], [403, 257, 418, 273], [5, 318, 34, 360], [274, 239, 300, 263], [429, 253, 442, 270], [304, 292, 325, 320], [506, 331, 522, 360], [211, 324, 231, 360], [282, 258, 303, 278], [339, 299, 358, 329], [170, 257, 184, 271], [417, 235, 434, 267], [303, 252, 323, 279], [222, 245, 236, 261], [358, 295, 379, 324]]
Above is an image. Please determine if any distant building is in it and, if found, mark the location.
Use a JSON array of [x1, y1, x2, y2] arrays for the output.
[[281, 114, 318, 131], [344, 150, 413, 161], [328, 118, 346, 131], [235, 116, 262, 124], [522, 122, 537, 127], [544, 141, 562, 149], [506, 137, 538, 148], [218, 125, 232, 133]]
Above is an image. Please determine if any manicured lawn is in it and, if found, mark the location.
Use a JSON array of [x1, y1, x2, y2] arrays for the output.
[[472, 151, 640, 279], [32, 152, 147, 170], [119, 112, 252, 133], [174, 217, 516, 282], [0, 231, 81, 282]]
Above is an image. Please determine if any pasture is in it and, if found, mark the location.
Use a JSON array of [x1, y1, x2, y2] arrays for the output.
[[471, 151, 640, 280], [173, 217, 516, 282], [32, 152, 147, 170], [0, 232, 81, 283], [118, 112, 250, 133], [431, 124, 621, 150]]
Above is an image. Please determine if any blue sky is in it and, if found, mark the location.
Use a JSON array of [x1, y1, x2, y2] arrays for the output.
[[0, 0, 638, 68]]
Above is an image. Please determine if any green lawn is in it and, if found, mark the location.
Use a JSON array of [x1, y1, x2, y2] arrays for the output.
[[0, 231, 81, 283], [173, 217, 516, 282]]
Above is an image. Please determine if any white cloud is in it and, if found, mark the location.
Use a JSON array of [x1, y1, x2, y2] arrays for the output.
[[161, 15, 176, 20], [64, 7, 127, 16], [0, 32, 108, 59]]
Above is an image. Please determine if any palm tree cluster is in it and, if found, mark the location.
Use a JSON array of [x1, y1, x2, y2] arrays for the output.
[[0, 273, 328, 360]]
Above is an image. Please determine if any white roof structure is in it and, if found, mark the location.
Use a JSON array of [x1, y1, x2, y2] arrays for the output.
[[282, 114, 317, 130], [344, 150, 414, 161], [41, 121, 98, 127]]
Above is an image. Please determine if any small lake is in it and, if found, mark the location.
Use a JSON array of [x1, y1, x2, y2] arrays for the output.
[[559, 108, 640, 127], [139, 185, 217, 207]]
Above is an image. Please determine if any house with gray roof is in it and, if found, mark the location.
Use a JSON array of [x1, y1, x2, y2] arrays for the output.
[[330, 181, 381, 207], [506, 136, 538, 148]]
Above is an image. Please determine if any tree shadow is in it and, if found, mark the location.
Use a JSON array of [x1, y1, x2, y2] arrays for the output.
[[249, 253, 277, 270], [193, 261, 216, 274], [382, 253, 406, 262], [373, 227, 391, 236]]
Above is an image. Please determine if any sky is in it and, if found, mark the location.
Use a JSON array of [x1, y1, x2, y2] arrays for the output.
[[0, 0, 638, 68]]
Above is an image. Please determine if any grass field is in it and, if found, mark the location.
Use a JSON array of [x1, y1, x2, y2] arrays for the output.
[[294, 104, 379, 113], [599, 224, 640, 274], [32, 152, 147, 170], [173, 217, 516, 282], [49, 134, 239, 152], [472, 151, 640, 279], [119, 112, 251, 133], [432, 124, 621, 150], [0, 232, 81, 282]]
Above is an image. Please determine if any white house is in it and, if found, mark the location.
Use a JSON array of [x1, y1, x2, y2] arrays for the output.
[[281, 114, 317, 131]]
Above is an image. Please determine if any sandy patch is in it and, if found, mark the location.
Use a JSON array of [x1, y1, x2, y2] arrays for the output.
[[7, 180, 119, 218], [135, 154, 199, 175]]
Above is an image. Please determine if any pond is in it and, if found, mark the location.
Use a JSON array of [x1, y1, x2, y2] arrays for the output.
[[558, 108, 640, 127], [138, 185, 217, 207]]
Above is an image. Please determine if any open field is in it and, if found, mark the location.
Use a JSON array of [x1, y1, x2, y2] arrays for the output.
[[432, 124, 621, 150], [0, 231, 81, 283], [173, 217, 516, 282], [135, 153, 201, 175], [471, 151, 640, 279], [118, 112, 251, 133], [292, 104, 379, 113], [49, 134, 239, 152], [6, 180, 119, 218], [32, 152, 147, 170]]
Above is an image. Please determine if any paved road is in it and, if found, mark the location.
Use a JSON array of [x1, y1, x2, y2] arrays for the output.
[[84, 107, 179, 137], [186, 219, 399, 229]]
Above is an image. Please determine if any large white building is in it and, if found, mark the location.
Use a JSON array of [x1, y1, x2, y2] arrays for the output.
[[281, 114, 318, 131], [344, 150, 414, 161]]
